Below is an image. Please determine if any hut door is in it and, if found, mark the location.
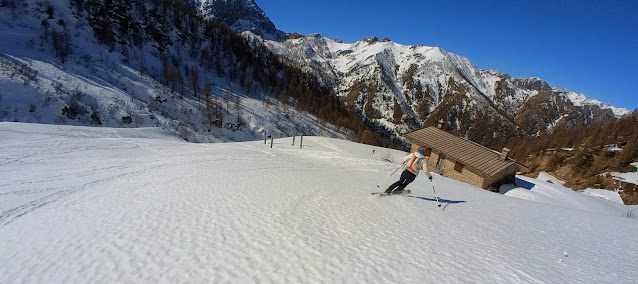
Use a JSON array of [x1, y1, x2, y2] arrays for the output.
[[436, 154, 446, 169]]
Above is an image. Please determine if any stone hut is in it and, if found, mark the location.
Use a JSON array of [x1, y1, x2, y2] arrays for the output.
[[405, 122, 520, 190]]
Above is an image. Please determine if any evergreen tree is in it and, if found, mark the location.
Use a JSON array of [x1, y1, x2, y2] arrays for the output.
[[51, 27, 70, 63], [188, 67, 200, 98], [393, 98, 403, 124], [139, 51, 146, 76], [617, 132, 638, 168], [224, 86, 233, 110], [203, 80, 215, 130], [235, 95, 243, 129], [40, 19, 49, 44]]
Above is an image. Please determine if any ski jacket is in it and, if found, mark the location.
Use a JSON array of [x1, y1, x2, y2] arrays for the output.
[[402, 152, 432, 178]]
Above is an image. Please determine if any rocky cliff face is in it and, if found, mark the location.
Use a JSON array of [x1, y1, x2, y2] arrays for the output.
[[198, 0, 288, 41]]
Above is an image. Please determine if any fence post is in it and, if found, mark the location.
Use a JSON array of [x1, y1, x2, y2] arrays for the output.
[[270, 137, 274, 148], [300, 136, 303, 149], [263, 129, 266, 144]]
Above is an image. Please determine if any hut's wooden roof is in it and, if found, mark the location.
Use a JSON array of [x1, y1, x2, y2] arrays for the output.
[[405, 127, 518, 176]]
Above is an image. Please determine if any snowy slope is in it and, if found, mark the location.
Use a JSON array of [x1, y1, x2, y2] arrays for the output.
[[582, 188, 625, 204], [1, 122, 636, 283], [608, 163, 638, 185]]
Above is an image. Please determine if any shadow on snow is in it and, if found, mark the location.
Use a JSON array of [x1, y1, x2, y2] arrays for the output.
[[407, 196, 466, 205]]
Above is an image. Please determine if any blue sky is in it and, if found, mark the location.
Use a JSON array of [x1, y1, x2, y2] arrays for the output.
[[256, 0, 638, 110]]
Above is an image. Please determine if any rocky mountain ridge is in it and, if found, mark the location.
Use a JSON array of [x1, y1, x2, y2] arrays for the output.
[[197, 0, 288, 41], [197, 1, 629, 147], [263, 34, 628, 146]]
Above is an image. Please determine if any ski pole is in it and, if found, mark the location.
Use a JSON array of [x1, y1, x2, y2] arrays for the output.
[[430, 181, 441, 207], [377, 164, 403, 188]]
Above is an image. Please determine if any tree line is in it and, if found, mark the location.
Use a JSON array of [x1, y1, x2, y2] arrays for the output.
[[508, 110, 638, 172]]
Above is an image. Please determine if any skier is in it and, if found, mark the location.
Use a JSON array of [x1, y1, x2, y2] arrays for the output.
[[385, 150, 432, 194]]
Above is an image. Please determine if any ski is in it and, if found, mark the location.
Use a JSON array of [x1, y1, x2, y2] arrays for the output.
[[374, 189, 411, 197]]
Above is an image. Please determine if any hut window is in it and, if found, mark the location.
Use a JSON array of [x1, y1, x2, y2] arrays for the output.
[[425, 148, 432, 157], [454, 161, 464, 173]]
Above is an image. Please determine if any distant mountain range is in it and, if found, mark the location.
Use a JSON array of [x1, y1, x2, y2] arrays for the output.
[[0, 0, 630, 149], [200, 0, 629, 146]]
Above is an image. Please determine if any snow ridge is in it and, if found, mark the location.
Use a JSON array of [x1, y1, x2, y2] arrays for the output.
[[564, 90, 630, 117]]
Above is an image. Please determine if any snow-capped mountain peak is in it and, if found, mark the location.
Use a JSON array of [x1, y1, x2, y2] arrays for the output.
[[562, 89, 629, 117], [263, 32, 631, 142]]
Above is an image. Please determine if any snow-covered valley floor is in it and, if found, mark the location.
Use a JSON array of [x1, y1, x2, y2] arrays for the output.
[[1, 122, 636, 283]]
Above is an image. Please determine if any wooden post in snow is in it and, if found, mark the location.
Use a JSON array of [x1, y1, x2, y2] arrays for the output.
[[300, 136, 303, 149], [263, 129, 266, 144], [270, 137, 274, 148]]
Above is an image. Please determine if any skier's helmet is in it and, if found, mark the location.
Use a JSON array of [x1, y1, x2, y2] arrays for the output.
[[416, 150, 425, 158]]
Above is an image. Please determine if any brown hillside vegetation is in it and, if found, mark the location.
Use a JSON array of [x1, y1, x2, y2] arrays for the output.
[[507, 111, 638, 205]]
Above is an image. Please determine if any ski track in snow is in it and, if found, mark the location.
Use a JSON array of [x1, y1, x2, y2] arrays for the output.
[[0, 123, 637, 283]]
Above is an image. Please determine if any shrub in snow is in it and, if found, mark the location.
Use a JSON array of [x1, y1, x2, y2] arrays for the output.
[[61, 106, 78, 119], [378, 150, 395, 163]]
